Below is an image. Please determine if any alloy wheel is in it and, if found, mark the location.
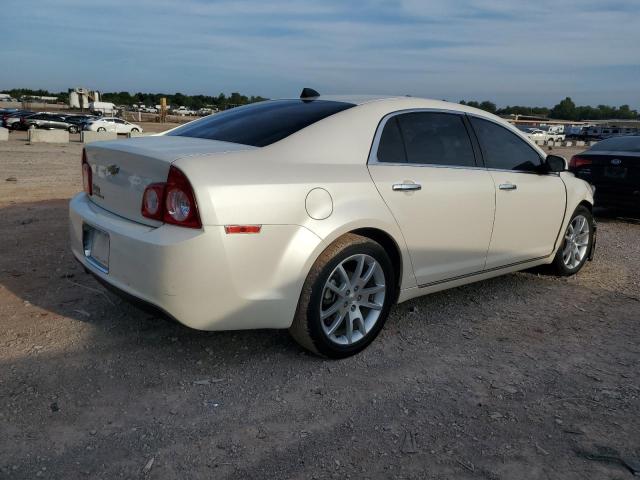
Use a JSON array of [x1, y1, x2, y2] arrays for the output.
[[319, 254, 386, 345], [562, 214, 590, 269]]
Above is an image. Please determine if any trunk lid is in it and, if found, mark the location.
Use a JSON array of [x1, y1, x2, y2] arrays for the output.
[[85, 136, 253, 226]]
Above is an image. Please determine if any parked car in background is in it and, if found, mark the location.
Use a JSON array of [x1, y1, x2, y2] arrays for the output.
[[526, 128, 565, 143], [0, 108, 20, 123], [569, 135, 640, 212], [172, 106, 198, 116], [64, 114, 99, 131], [2, 110, 34, 129], [70, 91, 595, 358], [23, 113, 82, 133], [84, 117, 143, 134]]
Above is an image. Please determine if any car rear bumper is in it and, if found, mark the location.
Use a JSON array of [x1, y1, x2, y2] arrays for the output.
[[595, 190, 640, 210], [69, 193, 322, 330]]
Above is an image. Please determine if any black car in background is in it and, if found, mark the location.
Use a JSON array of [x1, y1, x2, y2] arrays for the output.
[[3, 110, 35, 129], [569, 136, 640, 212], [21, 113, 82, 133], [64, 114, 99, 131]]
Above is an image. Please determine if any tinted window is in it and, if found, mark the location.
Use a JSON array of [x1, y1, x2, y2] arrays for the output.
[[168, 99, 355, 147], [396, 112, 475, 167], [376, 117, 406, 163], [590, 135, 640, 153], [470, 117, 542, 171]]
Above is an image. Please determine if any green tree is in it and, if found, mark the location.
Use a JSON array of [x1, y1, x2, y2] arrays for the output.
[[550, 97, 577, 120]]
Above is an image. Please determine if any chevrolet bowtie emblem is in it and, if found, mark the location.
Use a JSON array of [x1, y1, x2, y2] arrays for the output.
[[106, 164, 120, 176]]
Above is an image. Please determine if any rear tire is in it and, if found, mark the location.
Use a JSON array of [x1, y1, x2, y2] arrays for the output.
[[290, 234, 395, 358], [551, 205, 594, 276]]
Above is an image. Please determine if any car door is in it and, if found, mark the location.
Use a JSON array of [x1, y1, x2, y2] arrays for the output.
[[114, 119, 128, 134], [368, 111, 496, 287], [50, 116, 66, 130], [98, 118, 113, 132], [468, 116, 566, 269]]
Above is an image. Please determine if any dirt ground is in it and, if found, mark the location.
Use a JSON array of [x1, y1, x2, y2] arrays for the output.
[[1, 138, 639, 479]]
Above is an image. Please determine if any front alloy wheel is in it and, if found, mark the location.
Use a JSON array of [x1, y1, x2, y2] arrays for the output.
[[552, 205, 594, 275], [562, 214, 590, 269]]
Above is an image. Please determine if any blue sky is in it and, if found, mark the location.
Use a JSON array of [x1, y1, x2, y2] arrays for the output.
[[2, 0, 639, 107]]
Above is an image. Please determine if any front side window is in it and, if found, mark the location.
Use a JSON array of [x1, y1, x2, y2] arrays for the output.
[[376, 112, 476, 167], [470, 117, 542, 171], [168, 99, 355, 147]]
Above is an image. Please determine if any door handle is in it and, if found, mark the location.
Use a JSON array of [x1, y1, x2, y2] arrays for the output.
[[392, 183, 422, 192], [499, 183, 517, 191]]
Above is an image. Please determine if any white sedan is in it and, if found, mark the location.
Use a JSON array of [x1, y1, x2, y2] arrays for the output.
[[69, 90, 595, 358], [85, 117, 143, 134]]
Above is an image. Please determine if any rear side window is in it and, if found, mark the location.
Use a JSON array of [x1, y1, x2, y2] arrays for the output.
[[470, 117, 542, 171], [376, 117, 406, 163], [168, 99, 355, 147], [376, 112, 476, 167]]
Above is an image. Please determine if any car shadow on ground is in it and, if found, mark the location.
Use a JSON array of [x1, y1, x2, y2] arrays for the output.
[[0, 197, 615, 361], [0, 197, 577, 362]]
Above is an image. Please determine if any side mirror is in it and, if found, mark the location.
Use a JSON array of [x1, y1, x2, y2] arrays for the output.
[[545, 154, 567, 173]]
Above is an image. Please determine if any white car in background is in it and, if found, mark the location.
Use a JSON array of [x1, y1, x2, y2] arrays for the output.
[[526, 128, 565, 143], [85, 117, 143, 134], [70, 89, 595, 358]]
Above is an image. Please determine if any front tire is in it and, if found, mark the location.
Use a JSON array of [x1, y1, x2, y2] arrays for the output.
[[551, 205, 594, 276], [97, 127, 106, 132], [290, 234, 395, 358]]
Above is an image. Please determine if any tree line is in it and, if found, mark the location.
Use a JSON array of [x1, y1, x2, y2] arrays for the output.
[[1, 88, 267, 110], [460, 97, 639, 121], [3, 88, 638, 120]]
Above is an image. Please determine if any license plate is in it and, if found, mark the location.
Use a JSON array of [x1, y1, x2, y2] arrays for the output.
[[83, 224, 110, 273], [604, 166, 627, 179]]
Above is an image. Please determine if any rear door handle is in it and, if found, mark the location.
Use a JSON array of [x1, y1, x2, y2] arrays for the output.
[[392, 183, 422, 192], [499, 183, 517, 191]]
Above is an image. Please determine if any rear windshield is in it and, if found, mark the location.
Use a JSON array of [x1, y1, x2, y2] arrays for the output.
[[590, 136, 640, 153], [167, 99, 355, 147]]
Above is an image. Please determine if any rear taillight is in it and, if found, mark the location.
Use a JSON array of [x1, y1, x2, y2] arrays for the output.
[[141, 166, 201, 228], [81, 149, 92, 195], [141, 183, 165, 220], [569, 155, 592, 169]]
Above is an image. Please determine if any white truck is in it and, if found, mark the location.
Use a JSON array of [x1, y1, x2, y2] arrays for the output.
[[172, 106, 198, 116], [90, 101, 116, 116], [526, 128, 565, 143]]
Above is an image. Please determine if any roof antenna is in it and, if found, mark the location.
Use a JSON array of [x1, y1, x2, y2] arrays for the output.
[[300, 87, 320, 100]]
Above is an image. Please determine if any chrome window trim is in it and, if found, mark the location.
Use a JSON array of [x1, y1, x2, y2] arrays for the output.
[[465, 112, 547, 172], [368, 108, 553, 175]]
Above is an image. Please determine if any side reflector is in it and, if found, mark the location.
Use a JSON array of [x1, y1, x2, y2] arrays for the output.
[[224, 225, 262, 234], [81, 148, 92, 196]]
